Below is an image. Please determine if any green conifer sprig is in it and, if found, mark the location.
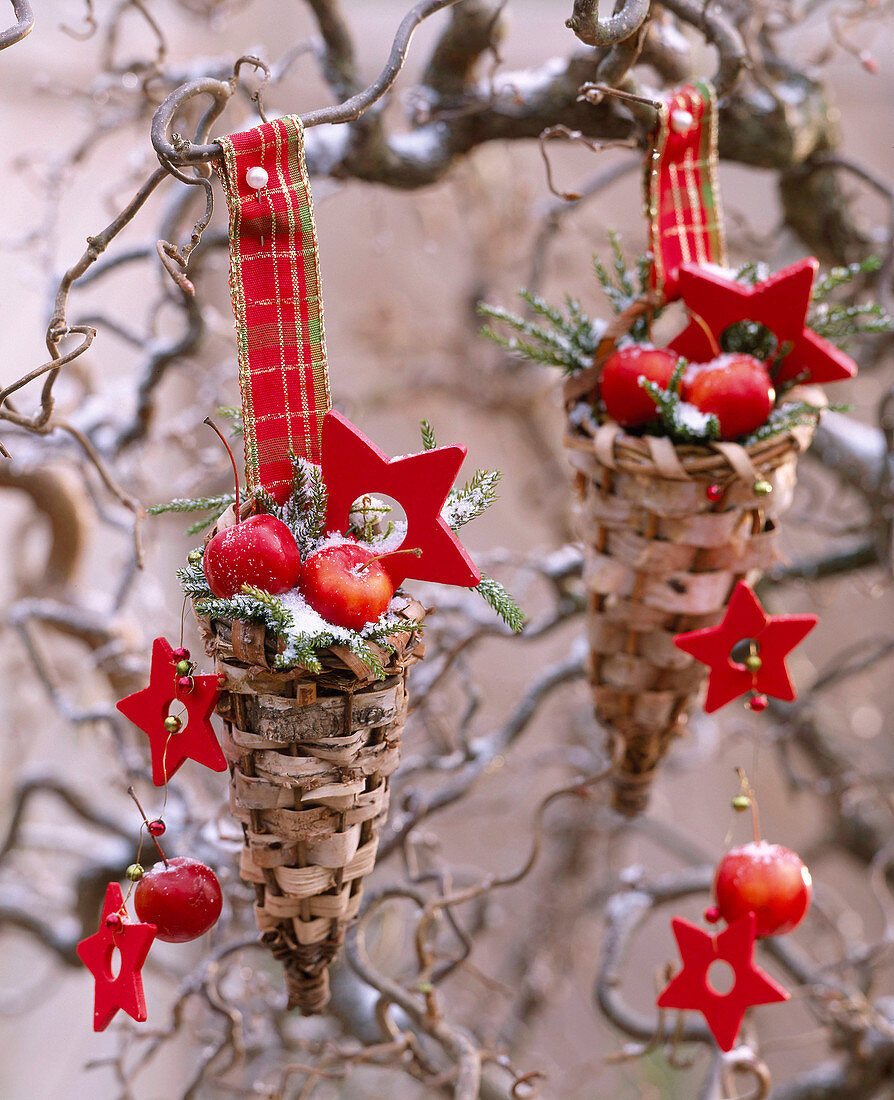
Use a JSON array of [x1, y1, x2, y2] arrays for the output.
[[639, 361, 721, 444], [592, 232, 655, 342], [741, 401, 845, 445], [444, 469, 501, 530], [811, 256, 880, 301], [217, 406, 244, 436], [420, 419, 438, 451], [149, 491, 236, 521], [256, 456, 328, 557], [479, 291, 603, 374], [474, 573, 525, 633], [195, 584, 294, 638], [177, 558, 212, 598]]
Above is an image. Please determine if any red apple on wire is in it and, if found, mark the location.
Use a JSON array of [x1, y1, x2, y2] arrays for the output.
[[133, 856, 223, 943], [200, 418, 301, 598], [713, 841, 811, 938]]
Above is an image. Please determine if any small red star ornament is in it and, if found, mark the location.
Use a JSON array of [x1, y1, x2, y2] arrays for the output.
[[656, 912, 789, 1051], [116, 637, 226, 786], [668, 258, 857, 386], [319, 410, 481, 589], [76, 883, 157, 1031], [674, 582, 817, 712]]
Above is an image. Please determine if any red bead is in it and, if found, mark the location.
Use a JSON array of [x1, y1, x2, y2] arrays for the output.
[[147, 820, 166, 837], [704, 905, 721, 924], [172, 647, 190, 661], [747, 693, 768, 712], [104, 912, 124, 931], [706, 483, 723, 502], [177, 675, 193, 692]]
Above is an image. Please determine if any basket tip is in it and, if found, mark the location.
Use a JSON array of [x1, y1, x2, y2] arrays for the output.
[[286, 966, 331, 1015]]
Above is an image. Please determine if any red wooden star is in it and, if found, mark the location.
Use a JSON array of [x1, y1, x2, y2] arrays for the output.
[[673, 582, 817, 712], [668, 258, 857, 385], [76, 882, 156, 1031], [656, 912, 788, 1051], [319, 410, 481, 589], [116, 637, 226, 786]]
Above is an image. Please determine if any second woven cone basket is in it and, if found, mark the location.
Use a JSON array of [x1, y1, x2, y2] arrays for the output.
[[565, 354, 822, 814], [197, 507, 425, 1012]]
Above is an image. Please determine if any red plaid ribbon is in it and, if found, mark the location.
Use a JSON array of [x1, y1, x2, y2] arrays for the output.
[[217, 116, 331, 502], [646, 83, 727, 302]]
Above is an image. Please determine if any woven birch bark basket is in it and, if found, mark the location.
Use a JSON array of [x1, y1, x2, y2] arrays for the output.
[[564, 303, 823, 816], [195, 512, 425, 1013]]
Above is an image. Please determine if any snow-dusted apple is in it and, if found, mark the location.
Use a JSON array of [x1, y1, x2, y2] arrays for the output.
[[133, 857, 223, 943], [685, 354, 775, 440], [600, 345, 678, 427], [713, 841, 811, 938], [203, 516, 302, 598], [200, 417, 302, 598], [299, 543, 394, 631]]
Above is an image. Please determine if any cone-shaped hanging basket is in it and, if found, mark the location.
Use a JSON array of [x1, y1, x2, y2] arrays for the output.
[[564, 306, 823, 816], [195, 514, 425, 1013]]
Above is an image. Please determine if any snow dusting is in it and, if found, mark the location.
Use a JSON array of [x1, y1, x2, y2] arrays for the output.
[[674, 401, 715, 434]]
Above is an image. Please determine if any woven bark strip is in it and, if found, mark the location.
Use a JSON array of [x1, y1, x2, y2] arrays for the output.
[[565, 360, 823, 815], [194, 543, 424, 1013]]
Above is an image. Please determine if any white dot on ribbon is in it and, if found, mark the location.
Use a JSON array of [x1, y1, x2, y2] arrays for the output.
[[245, 166, 268, 190]]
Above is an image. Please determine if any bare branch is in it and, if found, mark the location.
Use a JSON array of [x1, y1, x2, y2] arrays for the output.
[[565, 0, 651, 49], [152, 0, 467, 164], [0, 0, 33, 51]]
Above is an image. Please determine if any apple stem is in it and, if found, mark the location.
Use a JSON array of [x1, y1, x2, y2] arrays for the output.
[[735, 766, 761, 844], [358, 546, 423, 572], [689, 309, 722, 359], [127, 785, 169, 867], [203, 416, 241, 523]]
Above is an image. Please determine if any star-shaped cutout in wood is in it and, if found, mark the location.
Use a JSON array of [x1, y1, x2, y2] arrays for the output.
[[319, 410, 481, 589], [116, 637, 226, 786], [76, 882, 156, 1031], [674, 582, 817, 712], [668, 258, 857, 385], [656, 912, 788, 1051]]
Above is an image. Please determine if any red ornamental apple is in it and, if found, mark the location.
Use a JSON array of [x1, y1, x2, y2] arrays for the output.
[[200, 416, 302, 598], [300, 543, 394, 631], [714, 841, 811, 938], [686, 354, 775, 440], [133, 857, 222, 943], [203, 514, 301, 598], [600, 345, 678, 427]]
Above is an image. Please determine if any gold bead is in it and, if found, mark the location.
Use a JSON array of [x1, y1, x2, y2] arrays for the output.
[[745, 654, 762, 672], [753, 479, 773, 496], [126, 863, 144, 882], [163, 715, 182, 734], [732, 795, 752, 812], [188, 549, 202, 565], [175, 659, 192, 676]]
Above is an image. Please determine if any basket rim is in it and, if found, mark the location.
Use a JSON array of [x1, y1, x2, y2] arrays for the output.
[[564, 384, 824, 481]]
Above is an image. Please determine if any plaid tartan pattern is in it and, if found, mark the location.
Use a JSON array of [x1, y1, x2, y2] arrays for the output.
[[646, 83, 727, 302], [217, 116, 331, 502]]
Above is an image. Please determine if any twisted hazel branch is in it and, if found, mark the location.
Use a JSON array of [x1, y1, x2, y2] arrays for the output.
[[659, 0, 747, 93], [151, 0, 466, 164], [565, 0, 651, 48], [0, 0, 33, 50]]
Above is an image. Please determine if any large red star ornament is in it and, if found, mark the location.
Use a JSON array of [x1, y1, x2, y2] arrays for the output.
[[656, 913, 788, 1051], [76, 883, 156, 1031], [668, 258, 857, 386], [319, 411, 481, 589], [116, 637, 226, 786], [673, 582, 817, 712]]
